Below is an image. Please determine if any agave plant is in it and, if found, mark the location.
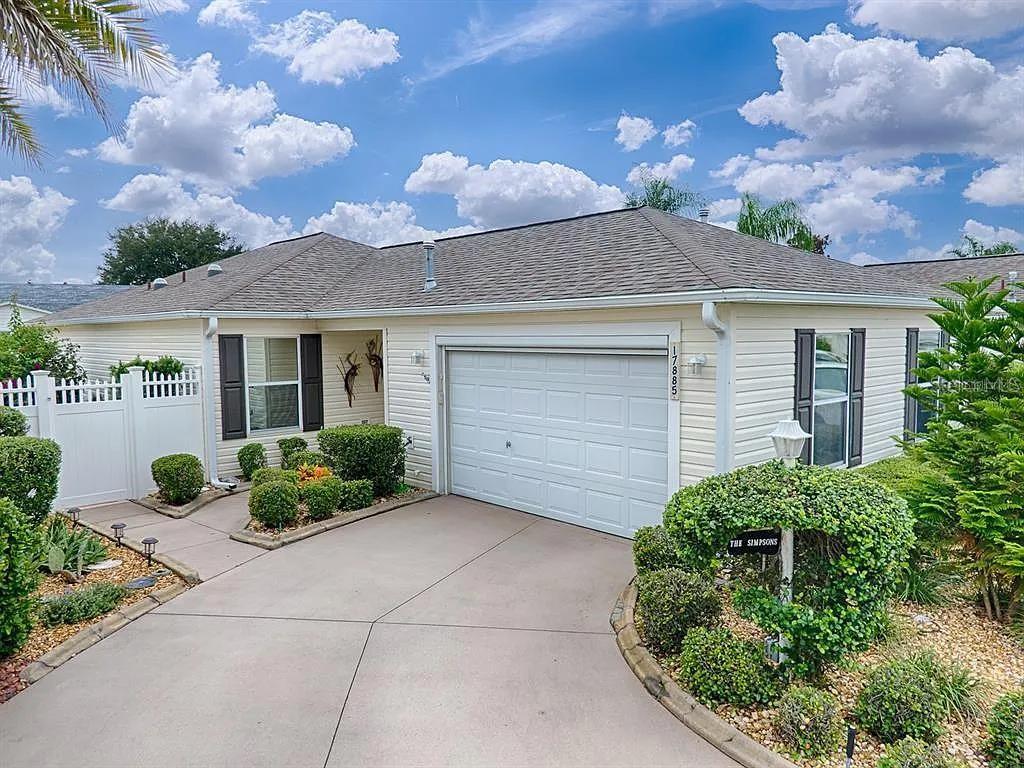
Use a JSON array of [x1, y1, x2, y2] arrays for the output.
[[37, 516, 107, 576]]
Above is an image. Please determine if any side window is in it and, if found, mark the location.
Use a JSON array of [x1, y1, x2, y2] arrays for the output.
[[905, 329, 942, 435], [812, 333, 850, 467], [245, 337, 301, 431]]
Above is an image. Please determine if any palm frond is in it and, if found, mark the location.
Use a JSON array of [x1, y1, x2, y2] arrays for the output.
[[0, 78, 41, 162]]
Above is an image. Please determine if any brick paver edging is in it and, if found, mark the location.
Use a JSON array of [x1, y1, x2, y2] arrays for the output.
[[133, 483, 250, 519], [67, 515, 202, 585], [230, 491, 439, 550], [611, 581, 798, 768], [19, 582, 186, 685]]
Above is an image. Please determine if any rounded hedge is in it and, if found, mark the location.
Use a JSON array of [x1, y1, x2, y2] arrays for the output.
[[301, 476, 343, 521], [676, 627, 780, 707], [0, 406, 28, 437], [338, 479, 374, 512], [284, 449, 328, 471], [0, 498, 39, 656], [249, 480, 299, 529], [318, 424, 404, 496], [632, 525, 680, 575], [0, 436, 61, 525], [151, 453, 204, 505], [635, 567, 721, 654], [251, 467, 299, 488], [664, 460, 914, 676], [775, 685, 843, 758], [236, 443, 267, 480], [855, 654, 945, 743], [276, 436, 308, 467], [878, 738, 965, 768], [984, 691, 1023, 768]]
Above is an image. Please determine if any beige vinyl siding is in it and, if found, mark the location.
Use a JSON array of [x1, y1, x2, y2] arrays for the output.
[[56, 319, 204, 378], [732, 305, 936, 469]]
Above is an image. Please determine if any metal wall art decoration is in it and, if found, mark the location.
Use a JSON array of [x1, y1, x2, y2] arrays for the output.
[[365, 337, 383, 392], [338, 352, 360, 407]]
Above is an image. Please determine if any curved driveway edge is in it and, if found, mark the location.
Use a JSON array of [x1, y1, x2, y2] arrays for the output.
[[611, 582, 798, 768]]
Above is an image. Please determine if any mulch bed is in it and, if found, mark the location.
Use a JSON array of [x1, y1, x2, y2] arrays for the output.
[[246, 487, 427, 534], [0, 524, 185, 704]]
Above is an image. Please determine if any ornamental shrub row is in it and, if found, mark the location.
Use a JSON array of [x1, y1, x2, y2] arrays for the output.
[[236, 443, 267, 480], [635, 567, 720, 654], [317, 425, 404, 496], [632, 525, 680, 575], [276, 437, 308, 467], [284, 450, 327, 471], [151, 453, 204, 505]]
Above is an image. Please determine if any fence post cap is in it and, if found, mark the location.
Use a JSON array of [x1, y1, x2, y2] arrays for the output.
[[32, 369, 50, 377], [127, 366, 146, 372]]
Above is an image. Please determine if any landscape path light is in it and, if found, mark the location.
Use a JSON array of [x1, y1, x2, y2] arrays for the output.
[[142, 537, 158, 566], [111, 522, 126, 547]]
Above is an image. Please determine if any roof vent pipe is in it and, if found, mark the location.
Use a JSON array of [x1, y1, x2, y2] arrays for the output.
[[698, 207, 710, 224], [422, 240, 437, 291], [152, 277, 169, 290], [207, 263, 223, 277]]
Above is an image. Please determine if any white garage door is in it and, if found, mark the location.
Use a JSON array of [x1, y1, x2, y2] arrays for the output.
[[446, 349, 670, 537]]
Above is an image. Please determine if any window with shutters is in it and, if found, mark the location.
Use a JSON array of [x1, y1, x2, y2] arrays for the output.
[[245, 337, 302, 431], [812, 333, 851, 467]]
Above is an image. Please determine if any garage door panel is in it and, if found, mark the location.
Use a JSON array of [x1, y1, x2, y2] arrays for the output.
[[510, 387, 544, 417], [585, 441, 626, 478], [478, 385, 509, 414], [629, 396, 669, 431], [545, 390, 581, 422], [510, 430, 546, 463], [630, 446, 669, 485], [548, 482, 582, 518], [547, 436, 582, 470], [584, 393, 626, 427], [585, 489, 626, 527]]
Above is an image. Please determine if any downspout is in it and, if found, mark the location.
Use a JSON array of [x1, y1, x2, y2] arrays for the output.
[[203, 317, 236, 490], [701, 301, 734, 474]]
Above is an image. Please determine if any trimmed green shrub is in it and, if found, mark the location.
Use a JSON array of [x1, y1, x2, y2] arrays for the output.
[[109, 355, 184, 380], [40, 581, 127, 627], [855, 654, 946, 743], [984, 691, 1023, 768], [0, 436, 61, 525], [878, 737, 966, 768], [250, 467, 299, 488], [775, 686, 843, 758], [151, 453, 204, 505], [318, 424, 404, 496], [301, 476, 344, 521], [0, 498, 39, 655], [338, 479, 374, 512], [632, 525, 680, 575], [635, 568, 721, 654], [676, 627, 780, 707], [665, 461, 914, 676], [276, 437, 308, 467], [284, 449, 327, 471], [236, 443, 267, 480], [249, 480, 299, 529], [0, 406, 28, 437]]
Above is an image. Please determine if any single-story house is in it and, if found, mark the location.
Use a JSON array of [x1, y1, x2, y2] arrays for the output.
[[0, 282, 130, 326], [43, 208, 1019, 538]]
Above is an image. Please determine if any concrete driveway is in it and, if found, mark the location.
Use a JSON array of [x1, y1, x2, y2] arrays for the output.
[[0, 496, 734, 768]]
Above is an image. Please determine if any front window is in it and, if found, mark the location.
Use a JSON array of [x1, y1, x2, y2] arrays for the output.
[[812, 333, 850, 466], [246, 337, 301, 431], [915, 330, 941, 432]]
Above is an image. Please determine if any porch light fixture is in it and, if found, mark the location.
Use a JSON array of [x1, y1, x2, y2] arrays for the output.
[[111, 522, 126, 547], [141, 537, 158, 566], [410, 350, 426, 365], [67, 507, 80, 527], [687, 353, 707, 375], [770, 419, 811, 468]]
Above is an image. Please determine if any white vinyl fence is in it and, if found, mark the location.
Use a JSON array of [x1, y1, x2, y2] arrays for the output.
[[2, 366, 205, 507]]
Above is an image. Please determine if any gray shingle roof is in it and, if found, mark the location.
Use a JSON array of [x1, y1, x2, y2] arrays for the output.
[[865, 253, 1024, 291], [0, 283, 131, 313], [46, 207, 934, 323]]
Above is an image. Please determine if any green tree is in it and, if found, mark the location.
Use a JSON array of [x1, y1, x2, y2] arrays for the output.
[[1, 0, 168, 163], [624, 172, 705, 215], [947, 234, 1017, 259], [98, 218, 246, 285], [736, 193, 829, 254], [0, 303, 83, 380]]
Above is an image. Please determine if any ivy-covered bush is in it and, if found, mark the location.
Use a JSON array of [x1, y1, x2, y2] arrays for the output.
[[109, 355, 184, 380], [0, 498, 39, 656], [337, 479, 374, 511], [676, 627, 780, 707], [632, 525, 680, 575], [0, 406, 28, 437], [775, 686, 843, 758], [984, 691, 1023, 768], [250, 467, 299, 488], [40, 582, 127, 627], [0, 436, 61, 525], [249, 480, 299, 529], [301, 476, 344, 521], [236, 443, 267, 480], [665, 460, 914, 676], [151, 453, 204, 505], [276, 437, 308, 467], [855, 654, 946, 743], [878, 738, 966, 768], [284, 449, 327, 471], [635, 568, 721, 654], [318, 424, 404, 496]]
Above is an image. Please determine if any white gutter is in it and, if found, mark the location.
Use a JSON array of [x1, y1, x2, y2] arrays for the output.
[[202, 317, 235, 491], [701, 301, 733, 474], [49, 287, 936, 326]]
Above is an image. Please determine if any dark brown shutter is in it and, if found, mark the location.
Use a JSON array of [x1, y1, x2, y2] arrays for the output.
[[219, 334, 246, 440], [848, 328, 866, 467], [794, 329, 815, 464], [904, 328, 919, 436], [300, 334, 324, 432]]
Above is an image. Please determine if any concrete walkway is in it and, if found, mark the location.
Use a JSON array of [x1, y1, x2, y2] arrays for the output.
[[76, 495, 264, 580], [1, 496, 735, 768]]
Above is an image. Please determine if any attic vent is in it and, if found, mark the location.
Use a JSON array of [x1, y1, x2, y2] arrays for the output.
[[152, 277, 169, 290], [207, 263, 223, 277], [422, 240, 437, 292], [698, 207, 710, 224]]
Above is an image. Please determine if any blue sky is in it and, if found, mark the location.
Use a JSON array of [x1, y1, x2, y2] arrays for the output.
[[2, 0, 1022, 283]]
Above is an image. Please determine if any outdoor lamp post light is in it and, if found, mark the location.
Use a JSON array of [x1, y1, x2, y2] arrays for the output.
[[141, 537, 158, 566], [67, 507, 80, 527], [111, 522, 126, 547]]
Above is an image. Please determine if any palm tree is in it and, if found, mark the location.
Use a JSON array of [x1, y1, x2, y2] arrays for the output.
[[1, 0, 169, 163], [736, 193, 828, 254], [625, 173, 705, 216], [947, 234, 1017, 259]]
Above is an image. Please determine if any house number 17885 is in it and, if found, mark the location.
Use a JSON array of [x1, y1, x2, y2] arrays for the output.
[[669, 342, 680, 401]]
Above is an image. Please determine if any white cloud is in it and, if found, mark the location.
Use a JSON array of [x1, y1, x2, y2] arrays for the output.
[[18, 81, 78, 117], [847, 251, 883, 266], [962, 218, 1024, 246], [805, 192, 917, 239], [0, 176, 75, 282], [65, 148, 90, 157], [714, 154, 837, 199], [739, 25, 1023, 164], [662, 119, 696, 147], [964, 159, 1024, 206], [626, 154, 695, 184], [303, 200, 476, 246], [850, 0, 1024, 42], [103, 174, 295, 247], [55, 166, 70, 174], [253, 11, 399, 86], [198, 0, 256, 28], [405, 151, 624, 229], [97, 53, 354, 190], [615, 114, 658, 151], [708, 197, 742, 219], [150, 0, 189, 12]]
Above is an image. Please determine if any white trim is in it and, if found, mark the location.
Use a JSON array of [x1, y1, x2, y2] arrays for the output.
[[202, 317, 219, 482], [0, 301, 52, 315], [701, 301, 734, 473]]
